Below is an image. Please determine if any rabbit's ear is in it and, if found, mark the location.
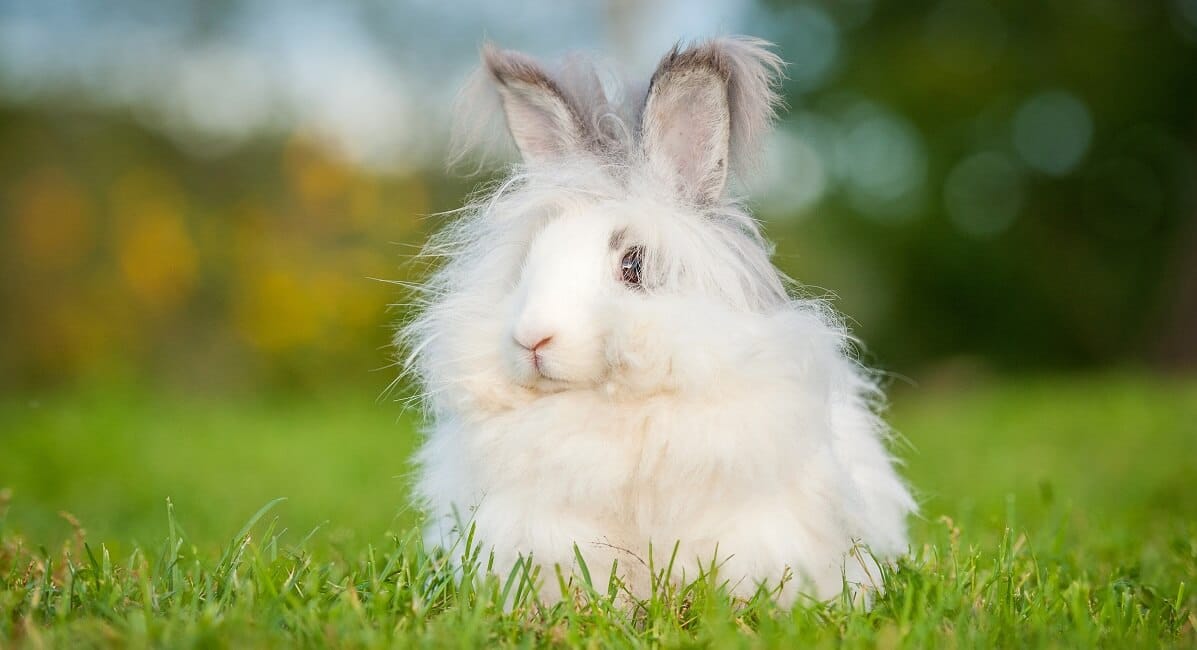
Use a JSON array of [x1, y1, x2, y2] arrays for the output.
[[482, 43, 590, 164], [641, 37, 784, 204], [641, 47, 731, 203]]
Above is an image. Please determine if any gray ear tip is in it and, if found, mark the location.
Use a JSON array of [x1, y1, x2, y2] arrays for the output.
[[662, 42, 683, 64], [652, 35, 784, 88], [654, 40, 727, 80], [479, 41, 510, 79], [480, 42, 553, 91]]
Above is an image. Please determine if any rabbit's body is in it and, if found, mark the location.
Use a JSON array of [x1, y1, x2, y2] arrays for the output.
[[404, 37, 914, 603]]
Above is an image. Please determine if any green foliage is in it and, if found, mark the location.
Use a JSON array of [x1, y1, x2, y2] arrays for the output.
[[760, 1, 1197, 370], [1, 375, 1194, 646]]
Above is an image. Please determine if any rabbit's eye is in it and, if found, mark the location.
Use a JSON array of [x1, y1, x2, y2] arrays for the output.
[[620, 246, 643, 287]]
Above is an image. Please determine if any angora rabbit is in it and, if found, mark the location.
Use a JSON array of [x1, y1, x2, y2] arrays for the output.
[[402, 36, 915, 604]]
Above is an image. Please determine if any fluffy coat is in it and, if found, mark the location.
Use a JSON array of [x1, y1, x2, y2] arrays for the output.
[[401, 36, 915, 604]]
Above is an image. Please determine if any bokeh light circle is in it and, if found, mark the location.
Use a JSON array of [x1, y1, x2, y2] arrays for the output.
[[1013, 90, 1094, 176], [944, 151, 1025, 237]]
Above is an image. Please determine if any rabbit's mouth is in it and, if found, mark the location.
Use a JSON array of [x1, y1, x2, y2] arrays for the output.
[[514, 357, 607, 395], [527, 356, 585, 387], [528, 361, 561, 383], [516, 370, 583, 396]]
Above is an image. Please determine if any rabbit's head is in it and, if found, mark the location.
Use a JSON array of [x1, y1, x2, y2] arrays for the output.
[[407, 37, 793, 405]]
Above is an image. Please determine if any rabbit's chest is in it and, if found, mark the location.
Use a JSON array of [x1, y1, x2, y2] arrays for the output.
[[468, 392, 778, 517], [467, 394, 646, 502]]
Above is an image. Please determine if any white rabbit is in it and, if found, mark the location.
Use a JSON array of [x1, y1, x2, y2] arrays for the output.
[[401, 36, 915, 605]]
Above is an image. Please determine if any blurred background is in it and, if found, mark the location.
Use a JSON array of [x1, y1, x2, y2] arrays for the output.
[[2, 0, 1196, 391], [1, 1, 1195, 549]]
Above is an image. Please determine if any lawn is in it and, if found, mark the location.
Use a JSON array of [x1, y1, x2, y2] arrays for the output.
[[1, 373, 1195, 647]]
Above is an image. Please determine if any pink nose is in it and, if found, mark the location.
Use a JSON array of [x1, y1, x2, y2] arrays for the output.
[[517, 335, 553, 352]]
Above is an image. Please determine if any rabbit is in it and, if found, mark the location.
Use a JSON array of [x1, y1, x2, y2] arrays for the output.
[[400, 36, 915, 606]]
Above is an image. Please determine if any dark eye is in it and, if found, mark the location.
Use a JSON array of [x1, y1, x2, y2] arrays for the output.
[[620, 246, 643, 287]]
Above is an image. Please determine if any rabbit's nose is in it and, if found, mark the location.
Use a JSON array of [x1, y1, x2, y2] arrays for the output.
[[515, 334, 554, 352]]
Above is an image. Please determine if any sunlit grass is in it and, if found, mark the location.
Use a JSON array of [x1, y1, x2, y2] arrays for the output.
[[1, 374, 1194, 646]]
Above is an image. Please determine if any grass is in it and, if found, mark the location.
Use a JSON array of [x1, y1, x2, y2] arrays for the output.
[[1, 373, 1195, 647]]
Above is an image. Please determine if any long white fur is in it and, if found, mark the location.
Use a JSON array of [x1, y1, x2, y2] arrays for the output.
[[400, 36, 915, 605]]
